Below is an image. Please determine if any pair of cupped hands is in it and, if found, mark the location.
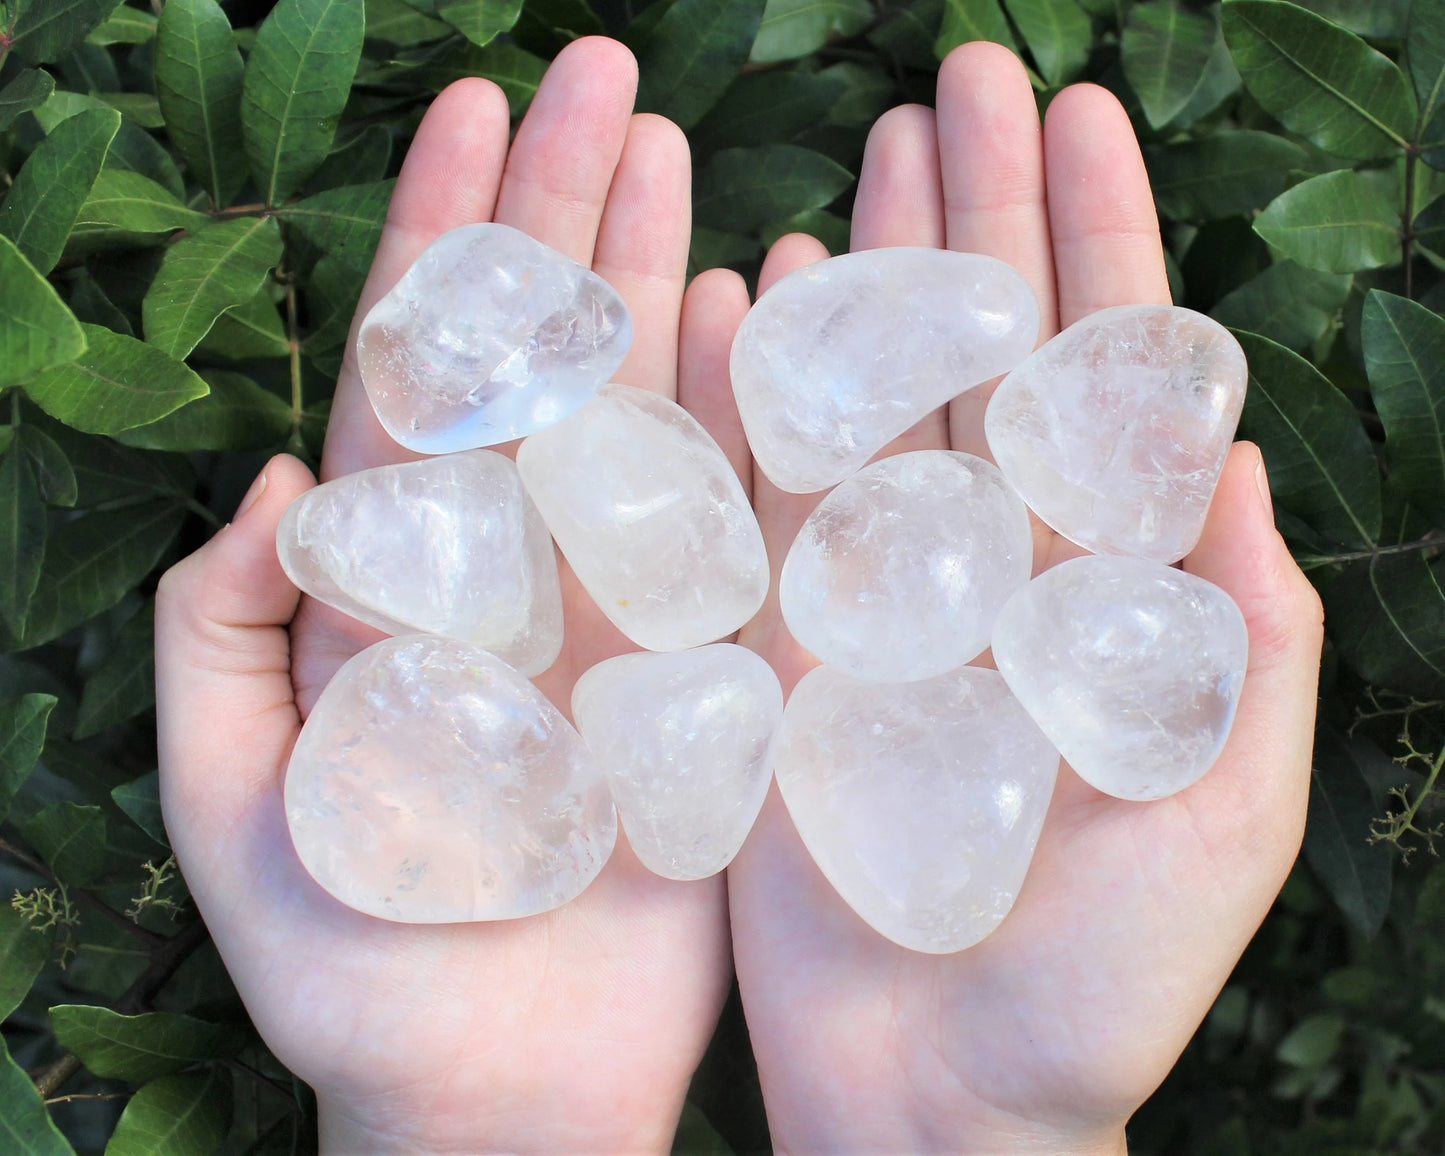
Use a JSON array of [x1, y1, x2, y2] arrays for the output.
[[154, 35, 1324, 1156]]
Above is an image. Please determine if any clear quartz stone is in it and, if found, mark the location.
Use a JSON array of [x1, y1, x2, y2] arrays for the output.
[[276, 450, 564, 677], [284, 635, 617, 923], [729, 247, 1040, 493], [779, 450, 1033, 682], [774, 665, 1059, 953], [356, 222, 632, 453], [991, 555, 1248, 801], [516, 384, 769, 652], [571, 644, 782, 880], [984, 304, 1247, 563]]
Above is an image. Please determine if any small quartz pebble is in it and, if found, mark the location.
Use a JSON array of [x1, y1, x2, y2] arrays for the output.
[[991, 555, 1248, 802], [571, 645, 782, 880], [276, 451, 564, 677], [730, 247, 1040, 493], [779, 450, 1032, 682], [774, 665, 1059, 953], [516, 384, 769, 651], [985, 304, 1247, 563], [285, 635, 616, 923], [357, 223, 632, 453]]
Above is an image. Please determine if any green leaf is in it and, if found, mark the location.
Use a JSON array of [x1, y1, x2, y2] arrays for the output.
[[423, 40, 548, 116], [8, 0, 124, 65], [105, 1070, 231, 1156], [0, 445, 46, 635], [116, 369, 293, 452], [71, 170, 209, 239], [142, 216, 283, 359], [1122, 0, 1219, 129], [695, 144, 853, 233], [0, 69, 55, 133], [365, 0, 452, 43], [692, 70, 848, 155], [635, 0, 768, 129], [50, 1006, 244, 1083], [277, 180, 394, 273], [1210, 261, 1351, 351], [303, 124, 393, 194], [1253, 168, 1400, 275], [74, 603, 154, 738], [1303, 723, 1393, 936], [1163, 22, 1242, 129], [33, 91, 187, 200], [111, 771, 167, 848], [1410, 0, 1445, 121], [97, 93, 166, 130], [32, 420, 192, 507], [0, 236, 87, 388], [760, 207, 850, 253], [750, 0, 871, 63], [17, 426, 75, 508], [23, 801, 107, 886], [0, 903, 49, 1020], [1233, 330, 1381, 547], [690, 225, 762, 273], [935, 0, 1015, 57], [1325, 537, 1445, 697], [87, 5, 158, 44], [196, 292, 290, 361], [1002, 0, 1091, 88], [0, 693, 57, 823], [239, 0, 365, 206], [1146, 130, 1309, 222], [24, 324, 210, 435], [0, 106, 121, 274], [1221, 0, 1415, 160], [1275, 1011, 1346, 1067], [1293, 0, 1408, 39], [1414, 190, 1445, 255], [0, 1038, 74, 1156], [435, 0, 524, 45]]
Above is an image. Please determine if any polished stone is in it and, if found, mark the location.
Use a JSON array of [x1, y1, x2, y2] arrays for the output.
[[991, 555, 1248, 801], [779, 450, 1032, 681], [571, 644, 782, 880], [285, 636, 616, 923], [730, 248, 1040, 493], [276, 451, 564, 677], [985, 304, 1247, 563], [516, 384, 769, 651], [357, 223, 632, 453], [774, 665, 1059, 953]]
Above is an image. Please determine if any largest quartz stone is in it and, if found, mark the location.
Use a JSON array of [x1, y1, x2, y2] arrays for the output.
[[774, 665, 1059, 953], [285, 635, 616, 923], [357, 223, 632, 453], [730, 248, 1040, 493]]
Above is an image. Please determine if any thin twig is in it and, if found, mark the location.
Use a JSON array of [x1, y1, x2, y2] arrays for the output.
[[1295, 530, 1445, 570], [43, 1092, 129, 1106], [0, 836, 165, 948]]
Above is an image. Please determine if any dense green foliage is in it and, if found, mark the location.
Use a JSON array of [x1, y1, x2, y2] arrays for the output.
[[4, 0, 1445, 1150]]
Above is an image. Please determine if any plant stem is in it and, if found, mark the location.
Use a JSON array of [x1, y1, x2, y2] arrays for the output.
[[183, 496, 222, 528], [1295, 530, 1445, 570], [283, 265, 303, 434], [1403, 145, 1418, 300]]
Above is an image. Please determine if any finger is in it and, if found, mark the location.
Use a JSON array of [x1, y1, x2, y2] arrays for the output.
[[678, 267, 754, 498], [1043, 83, 1170, 326], [592, 114, 691, 400]]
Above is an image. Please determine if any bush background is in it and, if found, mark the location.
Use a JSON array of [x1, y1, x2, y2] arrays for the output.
[[3, 0, 1445, 1151]]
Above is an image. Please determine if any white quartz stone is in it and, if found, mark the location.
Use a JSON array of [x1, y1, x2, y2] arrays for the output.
[[984, 304, 1247, 563], [779, 450, 1032, 682], [516, 384, 769, 652], [730, 248, 1040, 493], [571, 645, 782, 880], [285, 635, 616, 923], [276, 451, 564, 677], [357, 223, 632, 453], [774, 665, 1059, 953], [991, 555, 1248, 802]]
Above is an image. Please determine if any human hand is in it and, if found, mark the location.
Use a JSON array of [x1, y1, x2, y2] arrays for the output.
[[155, 38, 734, 1154], [718, 43, 1326, 1154]]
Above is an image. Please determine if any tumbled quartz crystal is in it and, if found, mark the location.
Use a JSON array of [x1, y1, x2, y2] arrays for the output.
[[985, 304, 1247, 563], [991, 555, 1248, 802], [730, 248, 1040, 493], [571, 645, 782, 880], [516, 384, 769, 651], [276, 451, 563, 677], [356, 223, 632, 453], [780, 450, 1032, 682], [285, 635, 616, 923], [774, 665, 1059, 953]]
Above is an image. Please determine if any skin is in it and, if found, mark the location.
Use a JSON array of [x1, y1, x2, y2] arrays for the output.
[[154, 37, 1325, 1155]]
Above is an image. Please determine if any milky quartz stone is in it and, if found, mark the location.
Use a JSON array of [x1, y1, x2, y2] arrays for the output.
[[571, 645, 782, 880], [285, 635, 616, 922], [779, 450, 1032, 682], [276, 451, 563, 676], [985, 304, 1247, 563], [730, 248, 1040, 493], [356, 223, 632, 453], [516, 384, 769, 651], [774, 665, 1059, 953], [992, 556, 1248, 802]]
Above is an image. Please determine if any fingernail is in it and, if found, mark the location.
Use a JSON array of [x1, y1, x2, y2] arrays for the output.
[[1254, 456, 1274, 522], [234, 465, 269, 522]]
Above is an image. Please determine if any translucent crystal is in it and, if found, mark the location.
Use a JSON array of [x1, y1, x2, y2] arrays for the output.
[[991, 555, 1248, 801], [774, 665, 1059, 953], [276, 451, 564, 677], [984, 304, 1247, 563], [285, 635, 616, 923], [516, 384, 769, 651], [356, 223, 632, 453], [571, 645, 782, 880], [779, 450, 1032, 682], [730, 248, 1040, 493]]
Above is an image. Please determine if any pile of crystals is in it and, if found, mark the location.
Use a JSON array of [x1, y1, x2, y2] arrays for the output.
[[278, 223, 1250, 956]]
